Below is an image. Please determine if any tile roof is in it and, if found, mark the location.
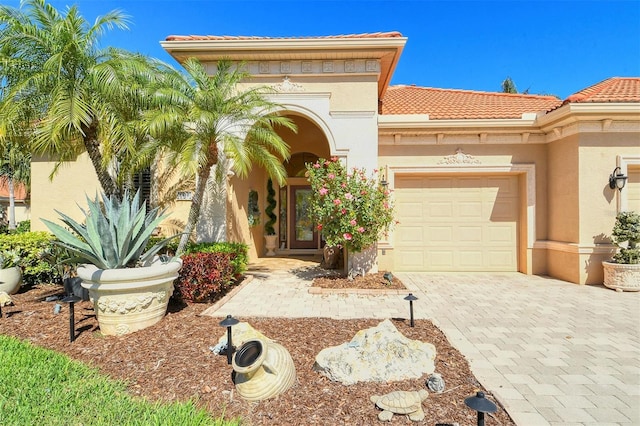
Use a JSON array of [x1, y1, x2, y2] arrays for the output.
[[165, 32, 403, 42], [0, 179, 27, 201], [563, 77, 640, 103], [381, 85, 562, 119]]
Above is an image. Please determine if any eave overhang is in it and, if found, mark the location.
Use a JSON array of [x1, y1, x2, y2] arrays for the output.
[[161, 36, 407, 98]]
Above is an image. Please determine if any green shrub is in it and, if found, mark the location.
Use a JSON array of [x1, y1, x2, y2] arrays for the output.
[[184, 242, 248, 276], [174, 252, 236, 303], [612, 211, 640, 264], [15, 220, 31, 233], [0, 232, 60, 285]]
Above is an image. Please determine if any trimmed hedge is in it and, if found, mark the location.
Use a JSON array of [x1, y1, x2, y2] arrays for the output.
[[0, 232, 61, 285], [184, 242, 248, 277], [174, 252, 236, 303]]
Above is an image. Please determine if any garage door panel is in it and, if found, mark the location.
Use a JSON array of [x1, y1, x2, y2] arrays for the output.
[[395, 175, 519, 272], [397, 250, 425, 269], [397, 226, 424, 243], [428, 201, 454, 217], [459, 226, 482, 243], [428, 226, 453, 242]]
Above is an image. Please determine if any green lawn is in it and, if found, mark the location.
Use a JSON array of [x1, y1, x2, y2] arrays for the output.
[[0, 335, 239, 426]]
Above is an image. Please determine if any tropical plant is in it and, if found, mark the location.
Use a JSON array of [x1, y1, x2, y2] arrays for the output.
[[611, 211, 640, 264], [0, 0, 162, 198], [305, 157, 395, 253], [0, 248, 20, 269], [265, 178, 277, 235], [145, 58, 296, 254], [42, 190, 177, 269], [173, 252, 236, 303]]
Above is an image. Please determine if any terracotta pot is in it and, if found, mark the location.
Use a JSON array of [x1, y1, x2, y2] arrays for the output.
[[77, 258, 182, 336], [232, 338, 296, 401], [602, 261, 640, 292], [0, 266, 22, 295]]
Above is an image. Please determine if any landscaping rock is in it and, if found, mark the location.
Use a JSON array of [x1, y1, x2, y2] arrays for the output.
[[313, 319, 436, 385]]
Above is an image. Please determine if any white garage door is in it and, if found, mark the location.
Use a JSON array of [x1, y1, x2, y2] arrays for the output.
[[394, 175, 519, 272], [627, 166, 640, 212]]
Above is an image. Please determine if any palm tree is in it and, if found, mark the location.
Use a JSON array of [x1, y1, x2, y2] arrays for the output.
[[0, 140, 31, 230], [0, 0, 158, 198], [145, 58, 296, 254]]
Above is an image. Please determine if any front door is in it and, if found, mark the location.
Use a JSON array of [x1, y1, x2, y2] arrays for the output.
[[289, 185, 318, 249]]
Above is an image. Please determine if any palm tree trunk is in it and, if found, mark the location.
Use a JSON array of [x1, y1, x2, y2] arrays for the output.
[[8, 177, 16, 230], [81, 122, 119, 198], [176, 159, 216, 255]]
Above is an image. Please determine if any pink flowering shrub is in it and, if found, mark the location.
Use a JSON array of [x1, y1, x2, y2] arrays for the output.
[[305, 157, 395, 252]]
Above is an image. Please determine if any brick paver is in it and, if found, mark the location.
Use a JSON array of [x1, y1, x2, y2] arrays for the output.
[[203, 259, 640, 426]]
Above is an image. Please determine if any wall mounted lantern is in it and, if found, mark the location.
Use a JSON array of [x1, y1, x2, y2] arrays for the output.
[[609, 167, 628, 191]]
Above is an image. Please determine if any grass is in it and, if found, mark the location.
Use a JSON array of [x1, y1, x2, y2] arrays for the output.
[[0, 335, 239, 426]]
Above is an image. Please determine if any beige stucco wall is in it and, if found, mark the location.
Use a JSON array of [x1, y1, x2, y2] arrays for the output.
[[30, 153, 102, 231], [544, 129, 640, 285]]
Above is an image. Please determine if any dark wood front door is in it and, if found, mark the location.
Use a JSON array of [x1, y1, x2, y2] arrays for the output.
[[289, 185, 318, 249]]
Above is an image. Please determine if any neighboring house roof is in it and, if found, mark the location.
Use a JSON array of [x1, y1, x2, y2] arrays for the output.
[[381, 85, 562, 119], [563, 77, 640, 104], [0, 179, 27, 202], [165, 31, 404, 41]]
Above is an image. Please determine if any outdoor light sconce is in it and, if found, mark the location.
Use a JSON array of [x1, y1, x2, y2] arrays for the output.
[[609, 167, 628, 191], [464, 391, 497, 426], [61, 295, 81, 343], [404, 293, 418, 327], [219, 314, 239, 365]]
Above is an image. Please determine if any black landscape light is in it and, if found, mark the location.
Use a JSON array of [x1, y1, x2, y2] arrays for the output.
[[219, 314, 239, 365], [61, 295, 81, 343], [465, 391, 497, 426], [404, 293, 418, 327]]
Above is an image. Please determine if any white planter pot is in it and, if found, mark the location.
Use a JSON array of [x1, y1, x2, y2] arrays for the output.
[[602, 261, 640, 292], [347, 244, 379, 276], [265, 235, 278, 257], [77, 259, 182, 336], [0, 266, 22, 295]]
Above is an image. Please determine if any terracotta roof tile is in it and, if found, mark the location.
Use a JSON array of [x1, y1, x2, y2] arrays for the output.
[[0, 179, 27, 201], [564, 77, 640, 103], [381, 85, 562, 119], [165, 32, 403, 42]]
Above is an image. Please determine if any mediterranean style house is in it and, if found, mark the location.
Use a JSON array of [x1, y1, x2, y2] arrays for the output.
[[30, 32, 640, 285]]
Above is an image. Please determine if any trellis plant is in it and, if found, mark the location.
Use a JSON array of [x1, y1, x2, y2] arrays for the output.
[[42, 190, 178, 269], [305, 157, 395, 253]]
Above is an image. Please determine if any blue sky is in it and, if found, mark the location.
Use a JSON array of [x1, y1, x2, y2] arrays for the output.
[[5, 0, 640, 99]]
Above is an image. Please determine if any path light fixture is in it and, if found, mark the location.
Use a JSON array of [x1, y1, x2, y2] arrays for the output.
[[404, 293, 418, 327], [383, 272, 393, 286], [609, 167, 628, 191], [464, 391, 497, 426], [219, 314, 239, 365], [61, 295, 81, 343]]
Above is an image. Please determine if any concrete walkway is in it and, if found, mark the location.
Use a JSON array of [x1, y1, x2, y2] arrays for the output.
[[204, 258, 640, 426]]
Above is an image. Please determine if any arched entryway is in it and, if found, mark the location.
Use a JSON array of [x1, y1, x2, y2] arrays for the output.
[[276, 114, 331, 253]]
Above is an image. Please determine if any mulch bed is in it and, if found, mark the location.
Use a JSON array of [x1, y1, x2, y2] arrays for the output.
[[0, 280, 514, 425]]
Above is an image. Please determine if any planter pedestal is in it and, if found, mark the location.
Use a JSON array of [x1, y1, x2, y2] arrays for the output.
[[265, 235, 277, 257], [0, 266, 22, 295], [602, 261, 640, 292], [77, 259, 182, 336]]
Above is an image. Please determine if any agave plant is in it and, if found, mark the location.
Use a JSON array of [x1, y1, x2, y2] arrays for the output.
[[42, 190, 177, 269]]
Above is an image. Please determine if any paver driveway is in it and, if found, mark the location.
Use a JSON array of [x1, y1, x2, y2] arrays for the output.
[[205, 259, 640, 425]]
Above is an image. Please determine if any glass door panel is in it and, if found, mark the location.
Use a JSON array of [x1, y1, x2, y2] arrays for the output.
[[289, 186, 318, 249]]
